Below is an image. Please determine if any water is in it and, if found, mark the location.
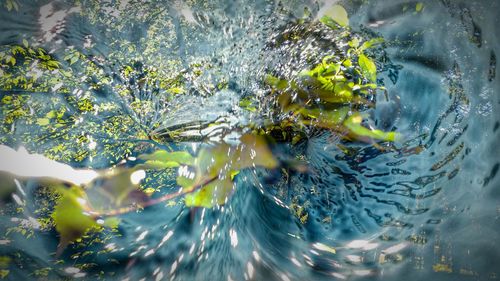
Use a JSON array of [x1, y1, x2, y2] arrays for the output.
[[0, 0, 499, 280]]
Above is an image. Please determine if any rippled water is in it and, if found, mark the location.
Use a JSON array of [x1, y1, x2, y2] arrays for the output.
[[0, 0, 499, 280]]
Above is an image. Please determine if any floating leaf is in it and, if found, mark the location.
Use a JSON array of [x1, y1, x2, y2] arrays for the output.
[[52, 186, 98, 255], [358, 54, 377, 82], [313, 242, 337, 254], [195, 143, 232, 179], [320, 4, 349, 27]]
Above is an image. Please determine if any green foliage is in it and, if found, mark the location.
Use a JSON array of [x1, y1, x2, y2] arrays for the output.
[[264, 8, 399, 143], [179, 134, 278, 208], [358, 53, 377, 83]]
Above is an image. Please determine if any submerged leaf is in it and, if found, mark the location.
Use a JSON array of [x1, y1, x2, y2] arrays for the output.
[[184, 178, 234, 208], [233, 134, 279, 170], [344, 113, 400, 142], [179, 134, 278, 208], [299, 107, 350, 128], [52, 186, 98, 255], [84, 169, 149, 212]]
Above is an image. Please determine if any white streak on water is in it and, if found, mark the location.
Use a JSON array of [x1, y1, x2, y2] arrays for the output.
[[0, 145, 98, 185]]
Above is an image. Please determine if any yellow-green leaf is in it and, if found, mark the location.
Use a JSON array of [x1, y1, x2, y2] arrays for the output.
[[138, 160, 179, 170], [322, 4, 349, 27], [36, 118, 50, 126], [358, 54, 377, 82], [168, 87, 185, 95], [103, 217, 120, 229], [359, 38, 385, 51], [416, 2, 424, 12], [52, 187, 99, 255], [299, 107, 349, 128], [344, 113, 400, 141], [45, 110, 57, 119], [264, 74, 288, 90], [184, 178, 234, 208], [139, 150, 194, 166]]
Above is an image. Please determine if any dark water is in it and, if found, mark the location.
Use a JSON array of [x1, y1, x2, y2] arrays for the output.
[[0, 0, 499, 280]]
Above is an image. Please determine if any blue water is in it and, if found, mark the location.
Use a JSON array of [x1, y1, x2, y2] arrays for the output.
[[0, 0, 499, 280]]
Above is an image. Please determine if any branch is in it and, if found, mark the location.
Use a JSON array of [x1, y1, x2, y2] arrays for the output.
[[89, 175, 218, 218]]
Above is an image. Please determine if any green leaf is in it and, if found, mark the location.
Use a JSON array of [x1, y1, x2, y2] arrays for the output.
[[416, 2, 424, 12], [102, 217, 120, 229], [45, 110, 57, 119], [52, 186, 99, 255], [179, 134, 278, 208], [22, 39, 28, 48], [184, 178, 234, 208], [343, 113, 400, 142], [69, 55, 78, 65], [167, 87, 185, 95], [358, 54, 377, 82], [298, 107, 349, 128], [138, 151, 194, 170], [359, 38, 385, 51], [139, 150, 194, 166], [36, 118, 50, 126], [321, 4, 349, 27], [348, 38, 360, 48], [138, 160, 179, 170], [264, 74, 288, 90]]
